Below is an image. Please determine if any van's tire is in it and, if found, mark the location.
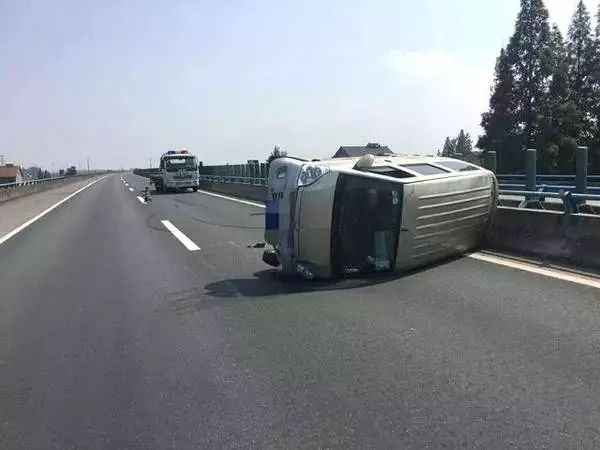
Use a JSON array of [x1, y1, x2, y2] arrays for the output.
[[192, 187, 198, 192]]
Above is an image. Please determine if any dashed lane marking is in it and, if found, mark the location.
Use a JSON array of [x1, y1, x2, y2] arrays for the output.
[[136, 196, 147, 204], [468, 252, 600, 290], [0, 176, 108, 246], [160, 220, 201, 251], [128, 187, 134, 192], [196, 189, 265, 208]]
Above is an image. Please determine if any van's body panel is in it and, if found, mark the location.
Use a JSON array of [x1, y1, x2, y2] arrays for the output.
[[264, 155, 497, 279]]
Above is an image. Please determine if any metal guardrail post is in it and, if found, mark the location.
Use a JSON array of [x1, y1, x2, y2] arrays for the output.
[[576, 146, 588, 195], [526, 148, 537, 192], [518, 148, 542, 209], [484, 151, 497, 173]]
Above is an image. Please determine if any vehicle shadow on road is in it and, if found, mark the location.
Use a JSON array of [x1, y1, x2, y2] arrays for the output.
[[203, 255, 465, 301], [204, 269, 393, 299]]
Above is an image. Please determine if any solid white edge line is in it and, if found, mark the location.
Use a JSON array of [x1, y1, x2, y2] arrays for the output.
[[0, 176, 108, 246], [196, 189, 265, 208], [160, 220, 201, 251], [128, 187, 134, 192], [136, 196, 146, 204], [468, 252, 600, 290]]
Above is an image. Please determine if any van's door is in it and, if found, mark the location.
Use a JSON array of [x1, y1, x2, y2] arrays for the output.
[[331, 174, 403, 276]]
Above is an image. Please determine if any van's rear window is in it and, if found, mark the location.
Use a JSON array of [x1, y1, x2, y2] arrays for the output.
[[402, 164, 449, 175]]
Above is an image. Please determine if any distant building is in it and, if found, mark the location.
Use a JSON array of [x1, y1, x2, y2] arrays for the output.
[[332, 142, 393, 158], [24, 166, 42, 180], [0, 164, 24, 184]]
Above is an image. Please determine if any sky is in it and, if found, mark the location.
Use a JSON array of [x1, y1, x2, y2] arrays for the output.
[[0, 0, 596, 170]]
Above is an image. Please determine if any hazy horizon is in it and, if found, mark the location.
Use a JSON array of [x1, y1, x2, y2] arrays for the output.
[[0, 0, 593, 170]]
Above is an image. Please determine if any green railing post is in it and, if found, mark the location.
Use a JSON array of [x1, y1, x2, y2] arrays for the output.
[[576, 146, 588, 194], [484, 151, 497, 174], [526, 148, 537, 192]]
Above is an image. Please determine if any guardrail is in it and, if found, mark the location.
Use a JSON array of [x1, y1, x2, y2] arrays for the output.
[[0, 172, 111, 204], [199, 174, 268, 186], [0, 175, 86, 190], [198, 171, 600, 215], [498, 189, 600, 214]]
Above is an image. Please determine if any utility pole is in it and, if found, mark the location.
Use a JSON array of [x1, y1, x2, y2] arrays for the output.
[[87, 157, 90, 174], [149, 158, 152, 168], [0, 154, 4, 166]]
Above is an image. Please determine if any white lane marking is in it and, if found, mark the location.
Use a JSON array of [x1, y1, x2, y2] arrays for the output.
[[468, 252, 600, 290], [128, 187, 134, 192], [136, 196, 146, 204], [196, 189, 265, 208], [125, 183, 129, 187], [161, 220, 201, 251], [0, 176, 108, 246]]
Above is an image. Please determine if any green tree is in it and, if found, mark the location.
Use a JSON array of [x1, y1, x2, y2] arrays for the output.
[[454, 129, 473, 157], [441, 137, 456, 157], [479, 0, 553, 172], [539, 24, 579, 172], [478, 47, 521, 172], [588, 2, 600, 173], [567, 0, 594, 144], [507, 0, 553, 151]]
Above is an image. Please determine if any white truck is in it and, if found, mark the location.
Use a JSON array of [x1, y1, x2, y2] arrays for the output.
[[151, 149, 200, 193]]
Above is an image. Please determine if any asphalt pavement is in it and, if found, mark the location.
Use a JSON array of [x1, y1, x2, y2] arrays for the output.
[[1, 173, 600, 449]]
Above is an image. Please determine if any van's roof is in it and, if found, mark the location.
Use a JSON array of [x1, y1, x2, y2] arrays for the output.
[[273, 154, 489, 181], [321, 154, 477, 169]]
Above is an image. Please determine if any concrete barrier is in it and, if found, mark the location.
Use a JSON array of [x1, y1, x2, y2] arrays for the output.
[[0, 175, 97, 204], [198, 180, 267, 202], [486, 207, 600, 271]]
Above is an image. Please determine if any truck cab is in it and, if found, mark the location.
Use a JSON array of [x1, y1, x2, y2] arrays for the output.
[[153, 149, 200, 193]]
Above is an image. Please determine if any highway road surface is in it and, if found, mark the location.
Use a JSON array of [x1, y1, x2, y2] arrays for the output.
[[2, 173, 600, 449]]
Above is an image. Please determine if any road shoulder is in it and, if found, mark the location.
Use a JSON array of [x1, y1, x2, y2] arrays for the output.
[[0, 175, 108, 239]]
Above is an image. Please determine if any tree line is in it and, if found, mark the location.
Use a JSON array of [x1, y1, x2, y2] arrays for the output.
[[478, 0, 600, 174], [439, 129, 481, 163]]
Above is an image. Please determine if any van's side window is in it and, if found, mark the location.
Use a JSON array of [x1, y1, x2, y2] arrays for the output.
[[402, 164, 449, 176]]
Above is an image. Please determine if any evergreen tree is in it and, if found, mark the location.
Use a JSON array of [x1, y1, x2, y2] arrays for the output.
[[566, 0, 594, 143], [539, 25, 579, 172], [267, 145, 287, 163], [589, 2, 600, 173], [454, 129, 473, 157], [477, 47, 520, 172], [507, 0, 553, 151], [441, 137, 456, 157]]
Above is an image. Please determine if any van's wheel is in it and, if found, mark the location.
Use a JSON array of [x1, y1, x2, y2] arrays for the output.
[[192, 187, 198, 192]]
